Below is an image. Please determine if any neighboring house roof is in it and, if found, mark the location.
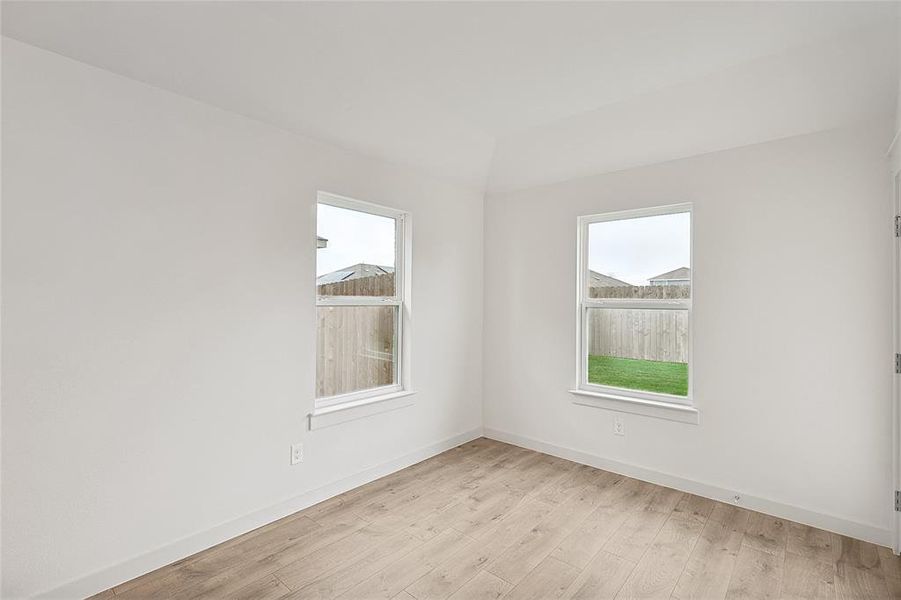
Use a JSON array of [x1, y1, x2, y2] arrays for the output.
[[648, 267, 691, 282], [588, 270, 631, 287], [317, 236, 328, 249], [317, 263, 395, 285]]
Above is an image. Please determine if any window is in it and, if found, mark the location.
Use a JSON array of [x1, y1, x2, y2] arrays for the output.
[[316, 192, 408, 409], [577, 204, 692, 407]]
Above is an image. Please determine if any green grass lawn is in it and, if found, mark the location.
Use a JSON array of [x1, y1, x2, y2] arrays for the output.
[[588, 355, 688, 396]]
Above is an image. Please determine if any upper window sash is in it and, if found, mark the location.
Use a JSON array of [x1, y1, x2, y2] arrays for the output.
[[578, 203, 692, 305], [316, 191, 405, 304]]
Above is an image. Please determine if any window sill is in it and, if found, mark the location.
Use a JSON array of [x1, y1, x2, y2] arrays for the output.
[[568, 389, 699, 424], [309, 390, 417, 430]]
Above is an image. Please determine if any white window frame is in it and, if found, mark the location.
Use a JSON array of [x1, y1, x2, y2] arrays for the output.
[[314, 192, 412, 414], [574, 203, 694, 414]]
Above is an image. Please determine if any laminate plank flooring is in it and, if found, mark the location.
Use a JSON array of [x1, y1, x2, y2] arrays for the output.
[[89, 438, 901, 600]]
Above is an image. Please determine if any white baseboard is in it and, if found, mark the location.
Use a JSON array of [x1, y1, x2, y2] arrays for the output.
[[35, 427, 483, 600], [483, 427, 890, 548]]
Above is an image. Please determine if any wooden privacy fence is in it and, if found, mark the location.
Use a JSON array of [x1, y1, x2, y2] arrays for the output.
[[318, 273, 395, 297], [588, 284, 690, 300], [588, 285, 689, 363], [316, 273, 396, 398]]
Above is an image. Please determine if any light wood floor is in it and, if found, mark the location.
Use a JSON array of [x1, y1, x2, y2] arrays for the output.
[[94, 438, 901, 600]]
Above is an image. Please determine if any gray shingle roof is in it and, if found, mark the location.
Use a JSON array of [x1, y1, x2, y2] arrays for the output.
[[316, 263, 395, 285], [588, 270, 630, 287], [648, 267, 690, 281]]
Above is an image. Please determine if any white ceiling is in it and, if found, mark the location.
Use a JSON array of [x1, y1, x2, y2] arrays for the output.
[[2, 1, 898, 192]]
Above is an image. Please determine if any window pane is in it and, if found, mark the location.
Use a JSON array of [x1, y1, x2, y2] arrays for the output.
[[316, 305, 397, 398], [588, 212, 690, 299], [586, 308, 688, 396], [317, 203, 396, 297]]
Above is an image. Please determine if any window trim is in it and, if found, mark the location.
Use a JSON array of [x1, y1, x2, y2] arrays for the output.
[[314, 191, 412, 413], [568, 388, 699, 425], [575, 203, 694, 409], [309, 390, 416, 430]]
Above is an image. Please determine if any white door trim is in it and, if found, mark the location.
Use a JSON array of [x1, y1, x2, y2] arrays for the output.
[[893, 170, 900, 554]]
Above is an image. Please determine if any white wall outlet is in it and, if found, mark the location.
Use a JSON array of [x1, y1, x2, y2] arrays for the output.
[[731, 494, 742, 504], [291, 442, 304, 465], [613, 416, 625, 436]]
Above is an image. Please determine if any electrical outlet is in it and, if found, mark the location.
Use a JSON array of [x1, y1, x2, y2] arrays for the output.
[[613, 416, 625, 436], [291, 443, 304, 465], [731, 494, 742, 505]]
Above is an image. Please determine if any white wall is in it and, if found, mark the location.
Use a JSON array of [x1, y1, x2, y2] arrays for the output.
[[1, 38, 483, 599], [891, 9, 901, 174], [483, 123, 895, 543]]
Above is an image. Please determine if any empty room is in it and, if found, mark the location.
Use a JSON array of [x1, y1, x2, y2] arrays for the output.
[[3, 1, 901, 599]]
